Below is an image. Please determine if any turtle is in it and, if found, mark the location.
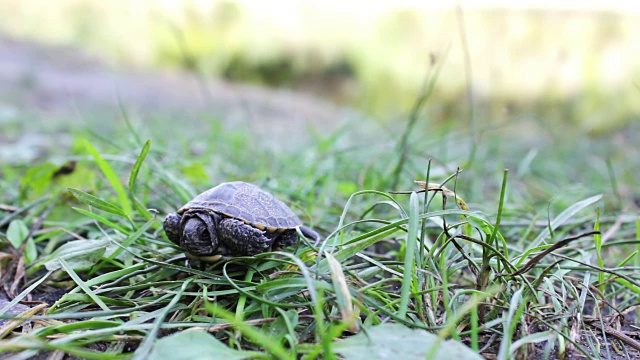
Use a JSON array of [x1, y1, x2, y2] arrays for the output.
[[163, 181, 320, 262]]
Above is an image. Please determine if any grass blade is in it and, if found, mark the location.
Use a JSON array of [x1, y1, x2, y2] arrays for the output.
[[133, 279, 192, 360], [0, 272, 52, 317], [488, 169, 509, 254], [83, 139, 134, 216], [398, 191, 419, 319], [498, 287, 525, 360], [58, 258, 110, 312], [204, 294, 292, 360], [0, 196, 49, 228], [326, 252, 357, 332], [129, 139, 151, 193], [68, 187, 127, 218], [594, 208, 604, 293], [72, 207, 131, 234], [531, 194, 602, 247], [99, 218, 155, 266]]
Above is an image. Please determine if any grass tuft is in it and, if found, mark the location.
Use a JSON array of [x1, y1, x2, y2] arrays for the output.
[[1, 112, 639, 359]]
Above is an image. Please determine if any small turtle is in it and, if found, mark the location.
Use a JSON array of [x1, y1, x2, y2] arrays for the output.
[[163, 181, 320, 262]]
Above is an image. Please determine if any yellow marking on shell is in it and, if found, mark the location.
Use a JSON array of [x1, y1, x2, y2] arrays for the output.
[[277, 228, 286, 233], [254, 224, 266, 230], [186, 252, 222, 263], [266, 226, 278, 233]]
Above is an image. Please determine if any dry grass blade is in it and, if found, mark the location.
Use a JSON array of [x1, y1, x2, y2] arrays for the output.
[[413, 179, 469, 210], [326, 252, 358, 333], [0, 204, 20, 212], [0, 303, 47, 339]]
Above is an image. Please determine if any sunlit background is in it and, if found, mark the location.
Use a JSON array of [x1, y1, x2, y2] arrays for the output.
[[1, 1, 639, 135]]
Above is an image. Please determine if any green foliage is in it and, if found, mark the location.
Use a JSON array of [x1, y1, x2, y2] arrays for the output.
[[42, 239, 109, 271], [82, 140, 133, 216], [1, 107, 639, 360], [6, 220, 37, 264], [68, 188, 130, 220], [333, 323, 483, 360], [150, 329, 262, 360]]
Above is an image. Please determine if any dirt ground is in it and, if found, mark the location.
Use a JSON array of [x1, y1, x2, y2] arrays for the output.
[[0, 35, 356, 145]]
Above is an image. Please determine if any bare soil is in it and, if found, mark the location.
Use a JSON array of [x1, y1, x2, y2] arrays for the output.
[[0, 35, 354, 143]]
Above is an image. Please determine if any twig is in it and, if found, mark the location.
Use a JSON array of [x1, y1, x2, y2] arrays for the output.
[[585, 320, 640, 351], [0, 204, 20, 212], [497, 230, 601, 278]]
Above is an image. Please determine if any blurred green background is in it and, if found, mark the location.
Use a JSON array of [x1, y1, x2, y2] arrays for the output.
[[1, 0, 638, 134]]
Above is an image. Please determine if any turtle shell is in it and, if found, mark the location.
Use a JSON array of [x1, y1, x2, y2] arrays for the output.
[[178, 181, 303, 232]]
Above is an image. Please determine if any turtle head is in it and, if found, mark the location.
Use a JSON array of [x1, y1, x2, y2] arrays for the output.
[[179, 210, 219, 256]]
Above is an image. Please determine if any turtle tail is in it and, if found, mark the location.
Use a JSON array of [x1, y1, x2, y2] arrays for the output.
[[299, 226, 321, 246]]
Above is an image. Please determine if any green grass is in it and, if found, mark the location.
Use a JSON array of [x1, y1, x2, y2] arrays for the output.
[[1, 108, 640, 359]]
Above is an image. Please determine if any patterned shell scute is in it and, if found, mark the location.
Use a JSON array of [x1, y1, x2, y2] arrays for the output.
[[181, 182, 302, 230]]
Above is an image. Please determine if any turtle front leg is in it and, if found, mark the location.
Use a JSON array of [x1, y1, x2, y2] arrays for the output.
[[218, 218, 274, 256], [163, 213, 182, 246]]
